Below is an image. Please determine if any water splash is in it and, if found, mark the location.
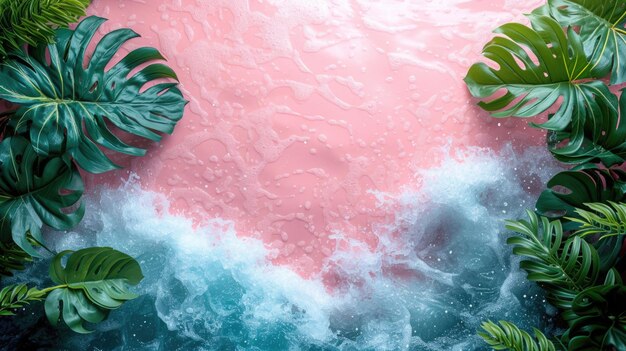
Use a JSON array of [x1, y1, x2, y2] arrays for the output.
[[1, 145, 562, 350]]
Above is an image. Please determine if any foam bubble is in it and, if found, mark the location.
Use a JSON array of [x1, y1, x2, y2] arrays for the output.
[[0, 145, 561, 350]]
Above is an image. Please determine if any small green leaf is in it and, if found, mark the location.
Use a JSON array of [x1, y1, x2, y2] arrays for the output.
[[44, 247, 143, 333], [0, 283, 44, 316], [479, 320, 556, 351]]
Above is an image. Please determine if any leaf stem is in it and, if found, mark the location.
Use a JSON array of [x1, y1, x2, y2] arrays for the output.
[[38, 284, 67, 295]]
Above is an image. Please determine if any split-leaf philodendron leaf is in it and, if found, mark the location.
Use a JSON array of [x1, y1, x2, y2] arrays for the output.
[[549, 89, 626, 167], [536, 167, 626, 219], [44, 247, 143, 333], [544, 0, 626, 85], [465, 15, 617, 163], [0, 136, 84, 257], [0, 16, 187, 174]]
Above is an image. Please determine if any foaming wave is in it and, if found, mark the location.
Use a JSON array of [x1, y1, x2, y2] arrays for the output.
[[0, 145, 561, 350]]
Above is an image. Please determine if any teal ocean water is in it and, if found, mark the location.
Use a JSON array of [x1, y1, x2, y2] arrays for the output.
[[1, 146, 561, 350]]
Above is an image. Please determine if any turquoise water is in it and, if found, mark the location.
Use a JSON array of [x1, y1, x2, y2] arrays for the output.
[[1, 146, 560, 350]]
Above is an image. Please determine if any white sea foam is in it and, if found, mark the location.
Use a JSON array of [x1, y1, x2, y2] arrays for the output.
[[1, 145, 562, 350]]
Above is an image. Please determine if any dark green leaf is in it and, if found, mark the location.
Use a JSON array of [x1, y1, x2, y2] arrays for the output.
[[0, 240, 32, 277], [0, 136, 84, 257], [567, 284, 626, 350], [44, 247, 143, 333], [536, 167, 626, 220], [0, 16, 187, 174]]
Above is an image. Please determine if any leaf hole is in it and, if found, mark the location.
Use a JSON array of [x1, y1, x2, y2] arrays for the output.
[[89, 81, 99, 94], [75, 257, 84, 272], [94, 264, 102, 275], [520, 45, 540, 67], [512, 55, 527, 71], [551, 185, 572, 196]]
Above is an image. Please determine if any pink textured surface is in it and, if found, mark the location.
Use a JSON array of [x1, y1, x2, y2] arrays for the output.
[[86, 0, 546, 277]]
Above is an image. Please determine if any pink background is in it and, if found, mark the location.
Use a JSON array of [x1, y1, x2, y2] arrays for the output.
[[86, 0, 546, 277]]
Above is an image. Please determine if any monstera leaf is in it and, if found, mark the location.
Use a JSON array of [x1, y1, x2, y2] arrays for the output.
[[44, 247, 143, 333], [549, 89, 626, 167], [0, 136, 84, 257], [567, 284, 626, 351], [536, 167, 626, 219], [0, 16, 187, 173], [544, 0, 626, 84], [465, 15, 617, 161]]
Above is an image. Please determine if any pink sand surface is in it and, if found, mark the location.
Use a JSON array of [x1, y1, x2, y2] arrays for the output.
[[85, 0, 546, 277]]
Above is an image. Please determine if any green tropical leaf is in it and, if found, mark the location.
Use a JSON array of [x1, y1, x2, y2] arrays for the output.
[[44, 247, 143, 333], [569, 201, 626, 239], [0, 283, 44, 316], [603, 268, 623, 285], [0, 240, 32, 277], [548, 89, 626, 167], [567, 201, 626, 275], [465, 15, 617, 162], [0, 0, 90, 60], [506, 211, 600, 320], [567, 284, 626, 351], [479, 320, 557, 351], [0, 136, 84, 257], [544, 0, 626, 84], [0, 16, 187, 174], [536, 167, 626, 220]]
